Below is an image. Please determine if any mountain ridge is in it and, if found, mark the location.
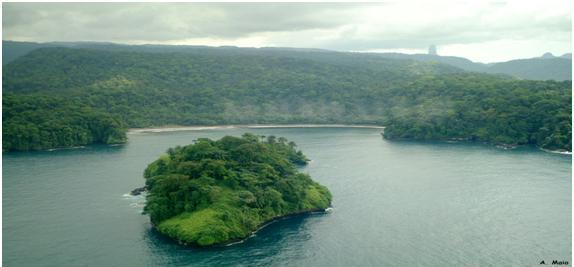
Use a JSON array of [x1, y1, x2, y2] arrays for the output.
[[3, 40, 571, 81]]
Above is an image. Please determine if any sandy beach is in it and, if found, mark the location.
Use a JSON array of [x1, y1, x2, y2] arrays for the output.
[[128, 124, 385, 134]]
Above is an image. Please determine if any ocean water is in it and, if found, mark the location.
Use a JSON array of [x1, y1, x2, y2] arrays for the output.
[[3, 127, 571, 266]]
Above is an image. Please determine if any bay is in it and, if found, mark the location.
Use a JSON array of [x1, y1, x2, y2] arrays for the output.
[[3, 127, 571, 266]]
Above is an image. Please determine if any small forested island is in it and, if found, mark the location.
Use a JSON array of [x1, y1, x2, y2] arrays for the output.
[[142, 134, 332, 246]]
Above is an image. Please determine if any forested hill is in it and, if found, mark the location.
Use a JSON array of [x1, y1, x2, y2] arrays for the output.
[[375, 52, 572, 81], [4, 46, 460, 95], [485, 57, 572, 81], [4, 40, 572, 81], [3, 46, 571, 152], [2, 47, 461, 126]]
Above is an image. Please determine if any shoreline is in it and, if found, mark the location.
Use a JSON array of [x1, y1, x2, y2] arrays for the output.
[[128, 124, 385, 134], [383, 135, 572, 156], [8, 125, 569, 156], [222, 207, 330, 247], [166, 206, 331, 248], [539, 148, 573, 155]]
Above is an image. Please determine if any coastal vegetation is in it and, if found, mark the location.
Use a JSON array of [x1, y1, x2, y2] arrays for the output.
[[381, 74, 572, 151], [2, 47, 571, 151], [143, 134, 331, 246], [2, 94, 126, 151]]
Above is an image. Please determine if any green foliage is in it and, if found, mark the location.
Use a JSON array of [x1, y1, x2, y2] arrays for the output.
[[2, 94, 127, 151], [2, 47, 571, 152], [143, 134, 331, 246], [382, 73, 572, 151], [2, 47, 459, 127]]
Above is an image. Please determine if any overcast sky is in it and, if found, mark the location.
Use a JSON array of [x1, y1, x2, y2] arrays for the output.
[[3, 1, 571, 63]]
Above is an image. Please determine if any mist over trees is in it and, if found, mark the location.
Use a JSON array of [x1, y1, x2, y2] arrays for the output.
[[382, 74, 571, 151], [2, 46, 571, 151]]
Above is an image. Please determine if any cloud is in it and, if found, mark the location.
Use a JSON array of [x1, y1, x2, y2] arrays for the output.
[[2, 1, 571, 62], [264, 1, 571, 50], [3, 3, 357, 41]]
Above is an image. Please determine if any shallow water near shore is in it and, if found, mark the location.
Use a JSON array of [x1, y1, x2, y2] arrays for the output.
[[3, 127, 571, 266]]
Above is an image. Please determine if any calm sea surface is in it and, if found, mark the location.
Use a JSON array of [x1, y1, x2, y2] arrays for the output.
[[3, 127, 571, 266]]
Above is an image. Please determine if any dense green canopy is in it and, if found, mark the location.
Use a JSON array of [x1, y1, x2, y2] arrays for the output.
[[2, 94, 126, 151], [2, 47, 571, 151], [381, 74, 572, 151], [143, 134, 331, 246]]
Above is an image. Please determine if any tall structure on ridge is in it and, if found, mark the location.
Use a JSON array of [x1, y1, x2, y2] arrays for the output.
[[428, 45, 437, 55]]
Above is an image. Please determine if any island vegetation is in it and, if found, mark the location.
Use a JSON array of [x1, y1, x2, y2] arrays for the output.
[[2, 46, 571, 152], [143, 134, 331, 246]]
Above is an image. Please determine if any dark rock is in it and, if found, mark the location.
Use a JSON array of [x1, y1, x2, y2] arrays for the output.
[[130, 186, 147, 196]]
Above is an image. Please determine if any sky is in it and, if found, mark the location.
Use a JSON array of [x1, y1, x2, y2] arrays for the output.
[[2, 1, 572, 63]]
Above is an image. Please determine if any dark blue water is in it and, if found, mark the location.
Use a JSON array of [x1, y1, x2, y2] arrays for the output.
[[3, 127, 571, 266]]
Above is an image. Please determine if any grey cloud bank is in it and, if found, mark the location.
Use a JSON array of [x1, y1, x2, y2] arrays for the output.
[[2, 1, 571, 62], [4, 3, 353, 40]]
